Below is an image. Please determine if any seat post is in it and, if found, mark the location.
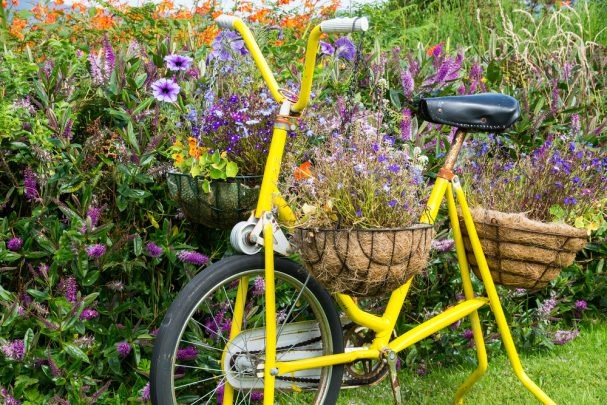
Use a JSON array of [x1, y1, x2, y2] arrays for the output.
[[438, 129, 467, 180]]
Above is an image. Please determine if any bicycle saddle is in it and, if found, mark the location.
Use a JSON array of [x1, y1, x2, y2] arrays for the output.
[[418, 93, 520, 132]]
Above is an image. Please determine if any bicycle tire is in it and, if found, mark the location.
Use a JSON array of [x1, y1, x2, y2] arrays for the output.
[[150, 254, 344, 404]]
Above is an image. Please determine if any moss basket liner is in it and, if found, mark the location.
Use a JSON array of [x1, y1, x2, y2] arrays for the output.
[[166, 172, 261, 230], [459, 208, 587, 289], [294, 224, 435, 297]]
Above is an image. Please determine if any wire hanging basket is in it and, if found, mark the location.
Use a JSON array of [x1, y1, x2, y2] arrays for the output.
[[460, 208, 588, 289], [294, 224, 435, 297], [167, 172, 262, 230]]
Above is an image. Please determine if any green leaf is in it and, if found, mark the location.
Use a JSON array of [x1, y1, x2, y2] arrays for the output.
[[82, 270, 100, 287], [127, 121, 140, 154], [63, 343, 90, 363], [202, 179, 211, 193], [226, 162, 239, 178], [209, 167, 226, 180], [0, 251, 22, 262], [83, 292, 100, 306], [133, 97, 155, 115], [133, 234, 143, 256], [389, 89, 404, 109], [26, 289, 49, 301], [23, 328, 34, 355], [486, 60, 502, 84]]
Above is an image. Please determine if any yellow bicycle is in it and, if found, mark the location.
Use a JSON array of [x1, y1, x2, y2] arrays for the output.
[[151, 15, 556, 405]]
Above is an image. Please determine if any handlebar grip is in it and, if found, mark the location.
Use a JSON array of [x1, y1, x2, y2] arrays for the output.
[[215, 14, 240, 29], [320, 17, 369, 33]]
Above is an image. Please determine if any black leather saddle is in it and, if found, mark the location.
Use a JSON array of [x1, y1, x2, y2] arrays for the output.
[[418, 93, 520, 132]]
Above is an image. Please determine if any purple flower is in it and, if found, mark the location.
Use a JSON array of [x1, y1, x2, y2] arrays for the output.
[[253, 276, 265, 296], [47, 352, 61, 377], [335, 37, 356, 61], [146, 242, 163, 257], [401, 68, 414, 98], [116, 341, 131, 357], [1, 340, 25, 361], [64, 277, 78, 303], [140, 382, 151, 402], [63, 118, 73, 140], [216, 383, 225, 404], [86, 244, 107, 258], [416, 366, 427, 376], [103, 34, 115, 82], [553, 329, 579, 345], [388, 200, 398, 208], [251, 392, 264, 402], [319, 41, 334, 56], [0, 389, 21, 405], [177, 250, 209, 266], [538, 298, 557, 317], [462, 329, 474, 341], [24, 167, 38, 200], [431, 239, 455, 253], [164, 54, 193, 71], [80, 308, 99, 320], [570, 113, 581, 136], [401, 108, 412, 141], [176, 346, 198, 361], [388, 164, 400, 172], [7, 237, 23, 251], [88, 52, 104, 85], [151, 78, 180, 103], [575, 300, 587, 312], [81, 206, 102, 233]]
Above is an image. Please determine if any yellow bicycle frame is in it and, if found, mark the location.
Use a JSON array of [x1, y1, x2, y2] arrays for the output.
[[219, 17, 556, 405]]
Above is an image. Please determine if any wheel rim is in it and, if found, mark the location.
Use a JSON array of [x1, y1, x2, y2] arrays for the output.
[[168, 269, 335, 404]]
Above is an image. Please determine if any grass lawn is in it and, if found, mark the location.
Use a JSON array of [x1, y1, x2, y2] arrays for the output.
[[338, 320, 607, 404]]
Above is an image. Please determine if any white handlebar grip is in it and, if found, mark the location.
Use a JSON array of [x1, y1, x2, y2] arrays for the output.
[[320, 17, 369, 33], [215, 15, 239, 29]]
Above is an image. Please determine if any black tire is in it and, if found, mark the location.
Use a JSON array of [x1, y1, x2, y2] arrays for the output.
[[151, 254, 344, 405]]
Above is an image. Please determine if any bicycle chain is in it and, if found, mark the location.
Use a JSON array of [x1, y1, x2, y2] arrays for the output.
[[229, 323, 388, 386]]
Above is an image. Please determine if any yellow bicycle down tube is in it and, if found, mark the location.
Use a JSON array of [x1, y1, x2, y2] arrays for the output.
[[221, 276, 249, 405], [231, 19, 285, 104]]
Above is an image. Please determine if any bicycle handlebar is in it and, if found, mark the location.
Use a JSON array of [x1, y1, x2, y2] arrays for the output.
[[214, 14, 370, 113], [320, 17, 369, 33]]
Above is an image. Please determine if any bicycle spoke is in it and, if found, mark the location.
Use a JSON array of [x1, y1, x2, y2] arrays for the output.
[[277, 273, 310, 340], [175, 374, 220, 390]]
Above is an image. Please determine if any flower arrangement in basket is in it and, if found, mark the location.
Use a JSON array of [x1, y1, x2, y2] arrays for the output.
[[460, 133, 607, 289], [286, 112, 435, 297], [166, 31, 281, 229]]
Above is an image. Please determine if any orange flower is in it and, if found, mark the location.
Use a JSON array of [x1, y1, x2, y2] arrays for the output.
[[238, 1, 253, 13], [173, 141, 183, 148], [189, 146, 197, 157], [187, 137, 197, 146], [426, 43, 442, 57], [249, 9, 270, 23], [173, 153, 184, 165], [275, 39, 284, 46], [277, 0, 291, 5], [54, 0, 64, 5], [9, 17, 27, 40], [199, 25, 219, 45], [71, 2, 86, 12], [2, 0, 8, 8], [294, 161, 313, 181]]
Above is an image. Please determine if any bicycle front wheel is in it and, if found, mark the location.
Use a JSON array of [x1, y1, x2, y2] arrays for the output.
[[151, 254, 344, 405]]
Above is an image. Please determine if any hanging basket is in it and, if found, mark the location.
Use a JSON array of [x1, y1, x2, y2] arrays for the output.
[[294, 224, 435, 297], [166, 172, 261, 230], [460, 208, 587, 289]]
